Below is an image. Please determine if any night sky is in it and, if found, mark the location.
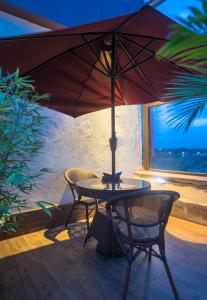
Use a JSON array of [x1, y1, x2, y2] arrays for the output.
[[152, 104, 207, 150], [7, 0, 202, 25]]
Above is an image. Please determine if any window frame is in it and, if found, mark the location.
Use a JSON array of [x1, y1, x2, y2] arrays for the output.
[[142, 102, 207, 177]]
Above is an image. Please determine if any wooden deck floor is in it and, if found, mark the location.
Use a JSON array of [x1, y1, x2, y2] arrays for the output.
[[0, 217, 207, 300]]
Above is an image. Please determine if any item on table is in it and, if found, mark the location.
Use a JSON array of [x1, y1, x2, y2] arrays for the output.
[[102, 171, 122, 183]]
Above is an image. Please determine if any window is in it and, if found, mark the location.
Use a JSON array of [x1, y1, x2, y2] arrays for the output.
[[143, 102, 207, 174]]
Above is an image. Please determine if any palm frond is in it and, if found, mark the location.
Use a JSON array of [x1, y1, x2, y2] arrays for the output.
[[163, 73, 207, 131], [157, 0, 207, 68], [156, 0, 207, 132]]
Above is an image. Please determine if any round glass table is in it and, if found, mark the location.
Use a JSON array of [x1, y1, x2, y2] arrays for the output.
[[76, 177, 151, 200], [76, 178, 151, 257]]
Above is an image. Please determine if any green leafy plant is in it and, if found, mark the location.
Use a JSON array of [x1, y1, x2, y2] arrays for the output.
[[157, 0, 207, 131], [0, 69, 59, 233]]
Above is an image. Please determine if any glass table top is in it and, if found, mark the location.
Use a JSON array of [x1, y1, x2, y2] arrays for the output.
[[76, 178, 150, 191]]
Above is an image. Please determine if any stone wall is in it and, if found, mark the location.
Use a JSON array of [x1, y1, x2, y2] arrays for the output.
[[27, 105, 142, 210]]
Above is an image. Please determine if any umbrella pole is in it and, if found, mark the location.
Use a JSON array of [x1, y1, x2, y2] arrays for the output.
[[109, 34, 117, 184]]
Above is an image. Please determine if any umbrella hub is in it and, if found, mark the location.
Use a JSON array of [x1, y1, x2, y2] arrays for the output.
[[109, 133, 117, 152]]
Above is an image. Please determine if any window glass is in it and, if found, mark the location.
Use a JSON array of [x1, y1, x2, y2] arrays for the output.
[[149, 104, 207, 173]]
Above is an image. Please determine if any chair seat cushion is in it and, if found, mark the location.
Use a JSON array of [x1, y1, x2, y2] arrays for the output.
[[118, 221, 159, 244]]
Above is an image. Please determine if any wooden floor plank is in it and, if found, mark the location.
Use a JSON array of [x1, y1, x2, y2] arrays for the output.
[[0, 240, 26, 300], [0, 217, 206, 300]]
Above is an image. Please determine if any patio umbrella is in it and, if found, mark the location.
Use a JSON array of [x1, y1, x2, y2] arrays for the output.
[[0, 4, 186, 182]]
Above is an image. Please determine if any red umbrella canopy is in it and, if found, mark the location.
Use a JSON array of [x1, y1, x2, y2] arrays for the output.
[[0, 5, 181, 117]]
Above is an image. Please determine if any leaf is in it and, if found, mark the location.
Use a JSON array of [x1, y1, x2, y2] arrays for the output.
[[43, 201, 62, 211], [0, 206, 10, 214], [15, 68, 20, 80], [164, 98, 206, 132], [37, 200, 62, 218], [157, 0, 207, 67], [37, 201, 52, 218], [0, 68, 51, 233], [39, 168, 53, 173], [4, 222, 20, 233], [4, 173, 16, 187], [156, 0, 207, 132], [161, 73, 207, 131]]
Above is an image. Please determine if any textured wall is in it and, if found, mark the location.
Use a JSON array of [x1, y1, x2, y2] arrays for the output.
[[28, 105, 142, 209]]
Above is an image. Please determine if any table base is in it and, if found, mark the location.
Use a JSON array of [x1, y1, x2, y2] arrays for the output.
[[96, 241, 125, 257], [88, 210, 125, 258]]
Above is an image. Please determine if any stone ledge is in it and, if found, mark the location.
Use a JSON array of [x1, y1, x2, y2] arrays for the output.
[[135, 171, 207, 226], [172, 201, 207, 227], [136, 170, 207, 187]]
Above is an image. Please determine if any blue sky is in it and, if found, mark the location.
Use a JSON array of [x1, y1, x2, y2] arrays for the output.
[[158, 0, 201, 20], [7, 0, 202, 26], [0, 1, 202, 37], [152, 105, 207, 149], [7, 0, 144, 26]]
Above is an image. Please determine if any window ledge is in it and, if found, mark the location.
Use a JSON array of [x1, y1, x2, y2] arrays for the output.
[[135, 170, 207, 187]]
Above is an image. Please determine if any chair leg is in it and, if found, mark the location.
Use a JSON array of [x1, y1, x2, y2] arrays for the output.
[[148, 245, 152, 262], [85, 206, 90, 232], [95, 199, 98, 211], [82, 206, 90, 245], [65, 203, 75, 227], [159, 245, 179, 300], [84, 233, 89, 245], [122, 262, 132, 300], [84, 204, 97, 245]]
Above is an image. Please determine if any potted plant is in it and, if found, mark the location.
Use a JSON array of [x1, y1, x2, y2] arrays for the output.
[[0, 68, 58, 234]]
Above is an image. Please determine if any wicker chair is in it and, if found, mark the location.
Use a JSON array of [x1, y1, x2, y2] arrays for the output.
[[106, 190, 180, 300], [64, 168, 105, 242]]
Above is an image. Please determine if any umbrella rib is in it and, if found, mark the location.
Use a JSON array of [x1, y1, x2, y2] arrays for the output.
[[138, 54, 155, 65], [1, 32, 168, 42], [70, 50, 109, 77], [121, 32, 169, 42], [115, 80, 126, 105], [22, 34, 107, 77], [81, 34, 110, 75], [73, 56, 99, 117], [118, 54, 154, 76], [120, 71, 157, 98], [121, 35, 192, 75], [0, 32, 115, 42], [118, 39, 160, 100], [111, 42, 126, 105], [118, 53, 155, 76], [135, 63, 160, 100], [113, 4, 154, 34], [113, 10, 144, 33], [117, 37, 154, 76]]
